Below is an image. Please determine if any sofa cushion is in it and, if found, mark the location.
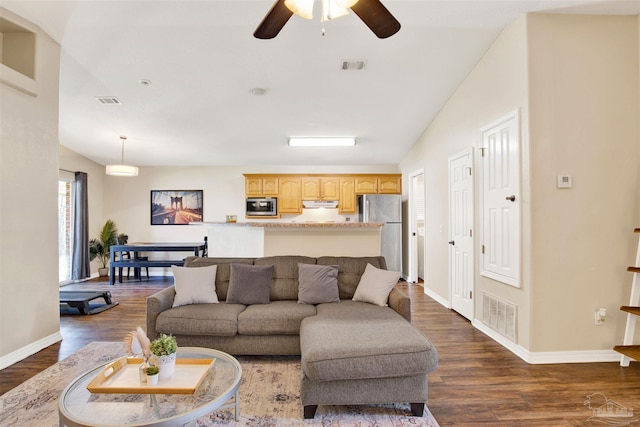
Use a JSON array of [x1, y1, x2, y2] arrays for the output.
[[155, 303, 246, 337], [227, 263, 273, 305], [171, 264, 218, 307], [238, 301, 317, 335], [352, 263, 401, 307], [301, 301, 437, 382], [297, 263, 340, 305], [255, 256, 317, 301], [184, 257, 255, 301], [317, 256, 387, 299]]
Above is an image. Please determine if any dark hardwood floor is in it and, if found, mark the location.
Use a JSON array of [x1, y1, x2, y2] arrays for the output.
[[2, 277, 640, 426]]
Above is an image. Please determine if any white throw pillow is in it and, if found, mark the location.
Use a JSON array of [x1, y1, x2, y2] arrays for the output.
[[352, 263, 401, 306], [172, 265, 219, 307]]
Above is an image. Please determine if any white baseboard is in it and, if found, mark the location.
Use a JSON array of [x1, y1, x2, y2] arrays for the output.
[[472, 320, 620, 364], [0, 331, 62, 370], [422, 286, 450, 309]]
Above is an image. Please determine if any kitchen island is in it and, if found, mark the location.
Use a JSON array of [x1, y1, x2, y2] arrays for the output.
[[196, 222, 384, 258]]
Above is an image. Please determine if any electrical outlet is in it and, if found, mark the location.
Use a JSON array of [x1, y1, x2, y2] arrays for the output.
[[595, 308, 606, 326]]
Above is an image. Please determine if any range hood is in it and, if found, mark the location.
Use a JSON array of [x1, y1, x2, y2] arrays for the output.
[[302, 200, 338, 209]]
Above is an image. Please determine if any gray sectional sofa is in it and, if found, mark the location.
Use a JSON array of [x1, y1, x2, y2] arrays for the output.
[[146, 255, 438, 418]]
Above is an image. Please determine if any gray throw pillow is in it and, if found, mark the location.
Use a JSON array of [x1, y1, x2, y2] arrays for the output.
[[226, 263, 273, 305], [297, 263, 340, 305]]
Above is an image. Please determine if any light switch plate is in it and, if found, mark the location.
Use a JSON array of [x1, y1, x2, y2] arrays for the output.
[[557, 175, 572, 189]]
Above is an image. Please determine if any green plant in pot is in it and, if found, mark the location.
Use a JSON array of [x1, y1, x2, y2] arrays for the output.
[[89, 219, 118, 276], [150, 334, 178, 380], [145, 365, 159, 385]]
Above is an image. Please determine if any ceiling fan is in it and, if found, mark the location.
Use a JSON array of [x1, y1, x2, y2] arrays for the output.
[[254, 0, 401, 39]]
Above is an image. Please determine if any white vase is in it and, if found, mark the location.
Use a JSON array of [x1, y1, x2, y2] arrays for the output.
[[146, 374, 158, 385], [153, 353, 176, 380]]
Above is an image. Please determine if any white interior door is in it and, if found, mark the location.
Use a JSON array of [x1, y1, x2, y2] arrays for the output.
[[408, 170, 425, 283], [449, 149, 474, 320], [480, 110, 521, 287]]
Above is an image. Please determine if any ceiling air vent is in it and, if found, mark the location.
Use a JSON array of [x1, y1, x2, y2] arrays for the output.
[[341, 60, 367, 71], [95, 96, 122, 105]]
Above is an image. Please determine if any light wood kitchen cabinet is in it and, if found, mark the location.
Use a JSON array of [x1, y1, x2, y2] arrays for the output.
[[339, 177, 356, 213], [354, 176, 379, 194], [355, 175, 401, 194], [278, 177, 302, 213], [301, 177, 340, 200], [378, 176, 402, 194], [245, 175, 279, 197]]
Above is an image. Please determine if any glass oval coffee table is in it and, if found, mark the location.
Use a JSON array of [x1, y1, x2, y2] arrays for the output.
[[59, 347, 242, 427]]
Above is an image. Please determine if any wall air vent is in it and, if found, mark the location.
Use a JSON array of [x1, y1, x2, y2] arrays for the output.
[[482, 293, 517, 342], [341, 60, 367, 71], [95, 96, 122, 105]]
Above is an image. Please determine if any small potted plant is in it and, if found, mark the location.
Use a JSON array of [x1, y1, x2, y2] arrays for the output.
[[150, 334, 178, 380], [145, 365, 159, 385]]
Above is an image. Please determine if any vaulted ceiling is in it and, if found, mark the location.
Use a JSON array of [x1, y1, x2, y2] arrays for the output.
[[5, 0, 639, 166]]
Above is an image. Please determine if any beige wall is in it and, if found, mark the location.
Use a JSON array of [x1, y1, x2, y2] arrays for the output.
[[527, 14, 639, 352], [0, 8, 60, 364], [400, 14, 640, 356], [400, 16, 532, 347]]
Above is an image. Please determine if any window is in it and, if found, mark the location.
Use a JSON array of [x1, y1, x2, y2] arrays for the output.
[[58, 177, 75, 283]]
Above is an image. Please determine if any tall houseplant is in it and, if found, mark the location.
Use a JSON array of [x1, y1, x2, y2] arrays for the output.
[[89, 219, 118, 276]]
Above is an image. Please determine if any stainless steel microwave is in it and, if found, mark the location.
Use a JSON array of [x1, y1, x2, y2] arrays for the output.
[[246, 197, 277, 216]]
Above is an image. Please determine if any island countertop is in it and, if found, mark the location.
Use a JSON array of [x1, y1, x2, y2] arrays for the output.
[[196, 221, 384, 228]]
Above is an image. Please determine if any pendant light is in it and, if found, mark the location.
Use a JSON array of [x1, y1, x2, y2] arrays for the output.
[[106, 135, 138, 177]]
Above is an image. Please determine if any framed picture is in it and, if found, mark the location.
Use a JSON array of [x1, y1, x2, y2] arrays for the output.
[[150, 190, 203, 225]]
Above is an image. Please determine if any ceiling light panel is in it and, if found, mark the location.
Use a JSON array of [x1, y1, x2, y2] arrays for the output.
[[289, 137, 356, 147]]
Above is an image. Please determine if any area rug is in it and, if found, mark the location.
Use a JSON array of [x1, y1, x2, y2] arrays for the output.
[[0, 342, 439, 427], [59, 301, 119, 315]]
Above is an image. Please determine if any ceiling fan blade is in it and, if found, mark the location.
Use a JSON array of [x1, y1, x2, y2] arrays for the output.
[[350, 0, 401, 39], [254, 0, 294, 39]]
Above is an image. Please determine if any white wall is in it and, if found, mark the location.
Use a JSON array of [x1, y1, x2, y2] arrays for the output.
[[0, 8, 61, 365]]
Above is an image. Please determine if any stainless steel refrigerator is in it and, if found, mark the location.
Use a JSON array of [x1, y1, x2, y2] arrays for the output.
[[357, 194, 402, 273]]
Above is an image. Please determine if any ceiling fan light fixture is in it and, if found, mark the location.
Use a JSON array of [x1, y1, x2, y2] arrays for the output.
[[336, 0, 359, 8], [321, 0, 349, 21], [289, 137, 356, 147], [285, 0, 314, 19], [106, 136, 139, 177]]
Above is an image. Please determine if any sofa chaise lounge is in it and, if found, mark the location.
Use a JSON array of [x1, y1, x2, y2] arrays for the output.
[[146, 255, 438, 418]]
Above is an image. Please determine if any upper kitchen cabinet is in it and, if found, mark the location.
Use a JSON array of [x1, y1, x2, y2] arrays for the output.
[[355, 175, 401, 194], [245, 175, 279, 197], [339, 177, 356, 213], [301, 177, 340, 200], [278, 177, 302, 214], [378, 175, 402, 194]]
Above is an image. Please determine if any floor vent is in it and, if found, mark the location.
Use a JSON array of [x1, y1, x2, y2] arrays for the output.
[[482, 293, 517, 342]]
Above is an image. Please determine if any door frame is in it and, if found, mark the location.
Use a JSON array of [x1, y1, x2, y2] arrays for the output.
[[448, 148, 475, 320], [407, 168, 425, 283]]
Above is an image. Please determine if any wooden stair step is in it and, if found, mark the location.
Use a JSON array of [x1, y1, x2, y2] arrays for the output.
[[621, 306, 640, 316], [614, 345, 640, 361], [627, 267, 640, 273], [634, 228, 640, 233]]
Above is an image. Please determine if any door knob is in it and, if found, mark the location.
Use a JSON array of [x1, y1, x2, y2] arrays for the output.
[[505, 195, 516, 202], [448, 240, 455, 246]]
